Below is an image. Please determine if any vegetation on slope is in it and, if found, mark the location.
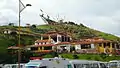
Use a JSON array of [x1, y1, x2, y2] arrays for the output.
[[0, 26, 41, 63], [42, 53, 120, 62], [37, 23, 120, 41], [0, 22, 120, 63]]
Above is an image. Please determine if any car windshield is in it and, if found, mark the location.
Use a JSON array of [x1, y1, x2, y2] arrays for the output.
[[100, 63, 107, 68], [109, 62, 118, 68], [26, 66, 47, 68], [74, 64, 91, 68], [27, 66, 38, 68], [89, 63, 99, 68]]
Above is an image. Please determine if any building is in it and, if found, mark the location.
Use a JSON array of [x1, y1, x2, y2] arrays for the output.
[[71, 38, 117, 54], [7, 31, 119, 55], [28, 39, 56, 53], [27, 31, 72, 53]]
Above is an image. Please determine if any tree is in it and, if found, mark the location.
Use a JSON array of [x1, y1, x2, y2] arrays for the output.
[[8, 23, 14, 26], [68, 21, 75, 25], [31, 24, 36, 28], [80, 23, 86, 27]]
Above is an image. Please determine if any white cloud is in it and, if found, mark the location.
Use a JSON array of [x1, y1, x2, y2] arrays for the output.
[[0, 0, 120, 36]]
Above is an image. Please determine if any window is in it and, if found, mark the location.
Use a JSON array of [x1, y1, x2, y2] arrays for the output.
[[116, 45, 120, 49], [6, 66, 11, 68], [58, 37, 61, 42], [81, 44, 91, 49], [20, 65, 23, 68], [67, 64, 72, 68], [74, 64, 89, 68], [90, 63, 99, 68], [99, 43, 102, 47], [109, 62, 118, 68], [68, 37, 70, 42], [31, 47, 38, 51], [12, 65, 17, 68], [100, 63, 107, 68], [39, 66, 47, 68], [44, 46, 52, 50], [27, 66, 37, 68]]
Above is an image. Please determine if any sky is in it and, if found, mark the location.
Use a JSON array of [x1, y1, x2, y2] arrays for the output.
[[0, 0, 120, 37]]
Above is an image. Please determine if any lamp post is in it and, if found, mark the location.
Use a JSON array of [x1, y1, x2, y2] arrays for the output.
[[18, 0, 31, 68]]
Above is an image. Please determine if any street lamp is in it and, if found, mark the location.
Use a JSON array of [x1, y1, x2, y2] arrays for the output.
[[18, 0, 31, 68], [26, 4, 32, 6]]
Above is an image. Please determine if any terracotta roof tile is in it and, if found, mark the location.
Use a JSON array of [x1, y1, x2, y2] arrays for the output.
[[33, 50, 53, 53], [72, 39, 111, 45], [35, 39, 51, 43], [29, 44, 56, 47], [56, 42, 70, 45], [7, 46, 20, 49]]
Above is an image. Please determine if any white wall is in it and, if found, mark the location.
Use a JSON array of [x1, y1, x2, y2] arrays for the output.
[[75, 44, 81, 50]]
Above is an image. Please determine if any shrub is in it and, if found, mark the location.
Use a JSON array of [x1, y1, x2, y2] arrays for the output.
[[73, 54, 79, 59]]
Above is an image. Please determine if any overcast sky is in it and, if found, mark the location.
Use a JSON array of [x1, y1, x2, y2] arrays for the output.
[[0, 0, 120, 37]]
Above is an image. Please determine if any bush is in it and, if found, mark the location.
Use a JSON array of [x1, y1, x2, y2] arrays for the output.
[[50, 52, 58, 57], [100, 53, 107, 59], [73, 54, 79, 59], [43, 54, 53, 58], [86, 57, 91, 60]]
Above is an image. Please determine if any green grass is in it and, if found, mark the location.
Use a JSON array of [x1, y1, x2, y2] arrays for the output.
[[41, 53, 120, 61], [37, 25, 52, 29], [37, 24, 120, 41], [98, 32, 120, 41], [59, 54, 120, 61]]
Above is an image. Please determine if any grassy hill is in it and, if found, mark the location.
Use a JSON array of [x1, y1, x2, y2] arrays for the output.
[[0, 23, 119, 53], [0, 23, 120, 63], [37, 23, 120, 41]]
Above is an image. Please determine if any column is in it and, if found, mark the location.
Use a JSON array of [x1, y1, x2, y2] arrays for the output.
[[42, 47, 44, 50], [110, 43, 113, 53], [38, 47, 41, 52], [96, 43, 99, 53], [48, 35, 51, 40], [41, 36, 43, 40], [100, 43, 104, 53]]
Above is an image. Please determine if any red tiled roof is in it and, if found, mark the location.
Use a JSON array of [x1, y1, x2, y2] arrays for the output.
[[29, 44, 56, 47], [35, 39, 51, 43], [30, 57, 42, 60], [71, 40, 111, 45], [46, 31, 57, 34], [56, 42, 70, 45], [33, 50, 53, 53], [7, 46, 20, 49], [72, 41, 91, 45], [41, 34, 57, 37], [93, 40, 111, 43]]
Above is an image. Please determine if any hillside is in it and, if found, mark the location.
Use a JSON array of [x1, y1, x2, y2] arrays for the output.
[[0, 23, 120, 63], [0, 23, 120, 53], [36, 23, 120, 41]]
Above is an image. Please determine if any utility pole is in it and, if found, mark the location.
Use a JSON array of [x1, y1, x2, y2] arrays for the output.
[[18, 0, 31, 68]]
